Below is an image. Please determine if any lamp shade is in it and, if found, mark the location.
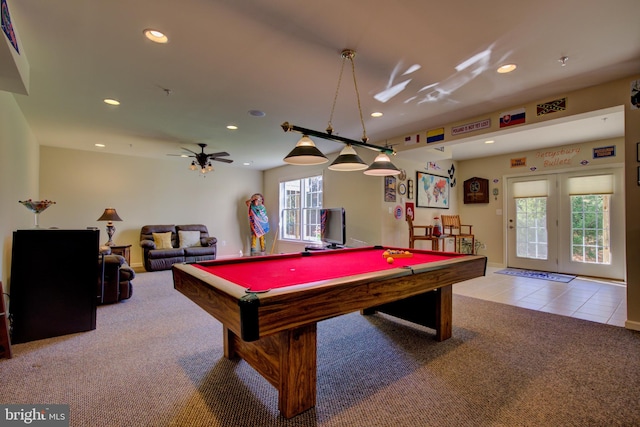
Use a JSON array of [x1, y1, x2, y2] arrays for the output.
[[283, 136, 328, 165], [97, 208, 123, 222], [328, 145, 368, 171], [363, 153, 401, 176]]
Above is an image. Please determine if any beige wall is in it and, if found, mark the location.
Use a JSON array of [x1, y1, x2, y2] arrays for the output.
[[39, 146, 263, 267], [0, 91, 39, 298]]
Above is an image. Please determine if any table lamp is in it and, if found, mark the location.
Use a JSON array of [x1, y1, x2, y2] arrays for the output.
[[97, 208, 123, 246]]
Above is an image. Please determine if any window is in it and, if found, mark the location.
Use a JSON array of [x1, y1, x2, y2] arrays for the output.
[[568, 175, 613, 264], [279, 175, 323, 243]]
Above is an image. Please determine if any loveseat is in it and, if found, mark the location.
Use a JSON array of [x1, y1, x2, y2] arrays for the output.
[[140, 224, 217, 271]]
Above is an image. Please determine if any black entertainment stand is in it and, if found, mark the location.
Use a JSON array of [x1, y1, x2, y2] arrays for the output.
[[305, 244, 344, 251]]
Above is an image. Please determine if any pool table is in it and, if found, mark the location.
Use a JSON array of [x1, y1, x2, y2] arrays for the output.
[[172, 246, 486, 418]]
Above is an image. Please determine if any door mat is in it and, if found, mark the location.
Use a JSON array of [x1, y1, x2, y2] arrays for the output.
[[495, 268, 576, 283]]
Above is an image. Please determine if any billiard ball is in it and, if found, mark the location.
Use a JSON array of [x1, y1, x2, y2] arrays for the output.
[[387, 257, 394, 264]]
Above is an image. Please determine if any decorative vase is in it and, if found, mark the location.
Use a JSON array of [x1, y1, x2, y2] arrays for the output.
[[18, 200, 56, 228]]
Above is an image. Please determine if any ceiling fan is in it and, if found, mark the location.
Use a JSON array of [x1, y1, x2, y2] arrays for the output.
[[170, 143, 233, 174]]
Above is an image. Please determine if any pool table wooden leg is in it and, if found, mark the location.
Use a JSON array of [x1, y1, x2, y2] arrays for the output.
[[434, 284, 452, 341], [223, 324, 318, 418], [360, 284, 453, 342]]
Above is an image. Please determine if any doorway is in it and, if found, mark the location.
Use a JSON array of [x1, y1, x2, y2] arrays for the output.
[[506, 167, 625, 280]]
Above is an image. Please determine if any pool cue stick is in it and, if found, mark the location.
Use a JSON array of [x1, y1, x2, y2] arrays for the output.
[[270, 222, 279, 254]]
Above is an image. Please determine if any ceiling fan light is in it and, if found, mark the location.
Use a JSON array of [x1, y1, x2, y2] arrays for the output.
[[363, 152, 401, 176], [283, 135, 328, 165], [189, 161, 197, 171], [328, 145, 368, 171]]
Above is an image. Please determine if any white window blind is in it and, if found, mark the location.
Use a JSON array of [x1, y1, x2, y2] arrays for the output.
[[568, 175, 614, 195], [512, 180, 548, 198]]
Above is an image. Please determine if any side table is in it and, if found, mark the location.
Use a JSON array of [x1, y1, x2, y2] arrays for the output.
[[109, 244, 131, 265]]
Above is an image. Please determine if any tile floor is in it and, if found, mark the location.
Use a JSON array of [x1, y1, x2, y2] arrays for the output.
[[454, 266, 627, 327]]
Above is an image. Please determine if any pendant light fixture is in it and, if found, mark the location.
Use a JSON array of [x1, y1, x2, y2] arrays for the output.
[[328, 144, 367, 171], [282, 49, 400, 175], [283, 135, 328, 165], [364, 152, 400, 176]]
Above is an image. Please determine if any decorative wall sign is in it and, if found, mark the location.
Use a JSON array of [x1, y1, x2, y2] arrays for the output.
[[398, 183, 407, 195], [593, 146, 616, 159], [463, 177, 489, 204], [451, 119, 491, 136], [405, 202, 415, 220], [384, 176, 396, 202], [416, 171, 450, 209], [407, 179, 414, 200]]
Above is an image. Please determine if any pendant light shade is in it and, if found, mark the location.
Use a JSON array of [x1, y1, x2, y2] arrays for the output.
[[283, 135, 328, 165], [363, 153, 401, 176], [328, 145, 368, 171]]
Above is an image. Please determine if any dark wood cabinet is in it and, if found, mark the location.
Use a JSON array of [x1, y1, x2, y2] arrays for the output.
[[9, 229, 99, 344]]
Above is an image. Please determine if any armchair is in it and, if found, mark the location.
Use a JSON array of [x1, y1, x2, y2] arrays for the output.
[[98, 254, 134, 304], [407, 216, 439, 250]]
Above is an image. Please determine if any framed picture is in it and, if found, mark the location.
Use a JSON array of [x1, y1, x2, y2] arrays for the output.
[[416, 171, 450, 209], [384, 176, 396, 202]]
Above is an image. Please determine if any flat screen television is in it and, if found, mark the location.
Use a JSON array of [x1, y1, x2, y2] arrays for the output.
[[320, 207, 346, 249]]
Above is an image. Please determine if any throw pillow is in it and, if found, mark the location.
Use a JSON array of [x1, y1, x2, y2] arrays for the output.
[[152, 232, 173, 249], [179, 230, 202, 248]]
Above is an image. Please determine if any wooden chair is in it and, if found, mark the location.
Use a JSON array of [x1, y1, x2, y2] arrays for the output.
[[407, 216, 439, 250], [440, 215, 475, 254]]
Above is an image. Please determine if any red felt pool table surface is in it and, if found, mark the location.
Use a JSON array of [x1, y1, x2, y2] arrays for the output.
[[192, 247, 464, 292]]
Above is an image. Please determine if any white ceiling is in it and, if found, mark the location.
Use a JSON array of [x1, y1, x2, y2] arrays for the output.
[[2, 0, 638, 170]]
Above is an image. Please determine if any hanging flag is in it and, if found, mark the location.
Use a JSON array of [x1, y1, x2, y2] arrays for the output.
[[426, 128, 444, 143], [499, 108, 526, 127], [1, 0, 19, 54], [403, 134, 421, 145], [537, 98, 567, 116]]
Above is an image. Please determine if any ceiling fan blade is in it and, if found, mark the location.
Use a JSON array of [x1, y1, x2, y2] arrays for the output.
[[212, 158, 234, 163], [205, 151, 230, 158], [181, 147, 198, 155], [167, 153, 194, 157]]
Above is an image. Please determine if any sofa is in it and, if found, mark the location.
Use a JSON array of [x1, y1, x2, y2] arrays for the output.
[[98, 253, 135, 304], [140, 224, 217, 271]]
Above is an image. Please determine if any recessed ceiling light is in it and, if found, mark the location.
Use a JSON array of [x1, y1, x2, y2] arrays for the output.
[[497, 64, 517, 74], [95, 143, 105, 148], [143, 29, 168, 44], [485, 140, 495, 144], [248, 110, 266, 117], [227, 125, 238, 130], [103, 98, 120, 106], [371, 112, 383, 118], [243, 162, 252, 166]]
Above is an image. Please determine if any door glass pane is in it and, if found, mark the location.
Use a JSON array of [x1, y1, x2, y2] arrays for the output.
[[570, 195, 610, 264], [515, 197, 548, 259]]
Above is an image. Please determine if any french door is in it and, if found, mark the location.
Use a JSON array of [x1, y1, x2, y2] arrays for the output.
[[506, 168, 625, 280]]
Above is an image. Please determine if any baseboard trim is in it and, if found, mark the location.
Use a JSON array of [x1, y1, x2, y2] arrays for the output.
[[625, 319, 640, 332]]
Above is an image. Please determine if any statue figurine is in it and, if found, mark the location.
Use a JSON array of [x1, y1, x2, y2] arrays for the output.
[[246, 193, 269, 255]]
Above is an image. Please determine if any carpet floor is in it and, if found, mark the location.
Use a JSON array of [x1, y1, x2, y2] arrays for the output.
[[1, 270, 639, 426]]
